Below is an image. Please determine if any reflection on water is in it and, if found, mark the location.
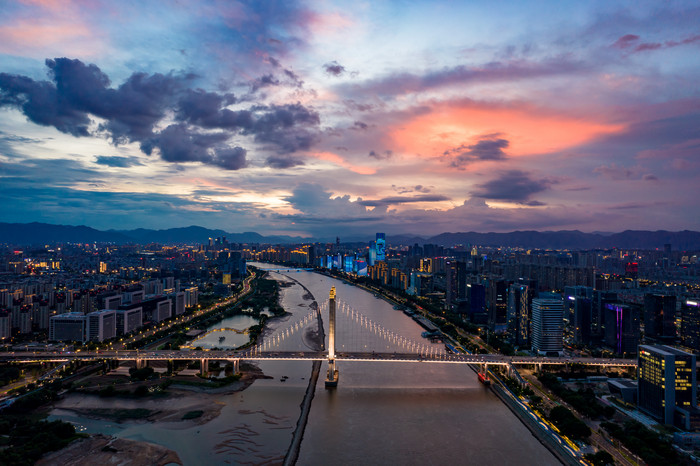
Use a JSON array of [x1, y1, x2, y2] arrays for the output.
[[49, 264, 559, 465], [190, 314, 260, 349], [253, 264, 560, 466]]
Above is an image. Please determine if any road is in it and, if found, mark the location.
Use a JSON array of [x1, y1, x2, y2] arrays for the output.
[[521, 370, 640, 466]]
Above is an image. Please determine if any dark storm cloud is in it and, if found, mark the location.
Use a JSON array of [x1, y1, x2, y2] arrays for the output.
[[446, 136, 509, 167], [342, 57, 585, 97], [0, 58, 321, 168], [176, 88, 237, 127], [245, 103, 320, 153], [368, 150, 393, 159], [358, 194, 450, 207], [94, 155, 143, 168], [0, 57, 188, 141], [323, 61, 346, 76], [592, 164, 659, 182], [472, 170, 551, 203], [250, 74, 280, 92], [613, 33, 700, 53], [343, 100, 375, 112], [0, 71, 92, 137], [266, 155, 305, 169], [141, 124, 247, 170], [392, 185, 432, 194]]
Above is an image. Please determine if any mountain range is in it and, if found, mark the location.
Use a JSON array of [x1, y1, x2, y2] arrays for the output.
[[1, 222, 700, 250]]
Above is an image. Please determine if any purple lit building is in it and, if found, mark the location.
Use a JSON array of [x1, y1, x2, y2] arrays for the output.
[[603, 303, 639, 356]]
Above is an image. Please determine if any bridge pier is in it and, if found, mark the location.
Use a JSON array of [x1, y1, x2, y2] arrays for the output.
[[200, 358, 209, 376], [230, 358, 240, 375], [135, 359, 147, 370], [325, 287, 339, 388]]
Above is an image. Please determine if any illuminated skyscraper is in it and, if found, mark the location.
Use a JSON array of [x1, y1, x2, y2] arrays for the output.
[[368, 240, 376, 266], [375, 233, 386, 262], [531, 297, 563, 355], [638, 345, 696, 426], [603, 303, 639, 356], [508, 284, 530, 346], [681, 300, 700, 351]]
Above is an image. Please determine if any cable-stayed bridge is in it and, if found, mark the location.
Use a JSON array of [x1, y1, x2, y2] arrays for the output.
[[0, 287, 636, 385]]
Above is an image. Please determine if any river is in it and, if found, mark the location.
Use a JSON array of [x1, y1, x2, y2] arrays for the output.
[[49, 264, 560, 465]]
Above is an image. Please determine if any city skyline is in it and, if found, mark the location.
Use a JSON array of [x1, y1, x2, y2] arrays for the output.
[[1, 1, 699, 237]]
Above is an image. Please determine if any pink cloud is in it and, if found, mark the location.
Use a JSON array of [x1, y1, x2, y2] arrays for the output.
[[389, 100, 624, 162], [311, 151, 376, 175], [614, 33, 700, 54], [612, 34, 640, 49]]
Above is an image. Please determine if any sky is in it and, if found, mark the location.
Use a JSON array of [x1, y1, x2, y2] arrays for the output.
[[1, 0, 699, 238]]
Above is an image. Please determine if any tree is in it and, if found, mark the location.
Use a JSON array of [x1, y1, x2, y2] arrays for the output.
[[584, 451, 614, 466], [549, 406, 591, 440]]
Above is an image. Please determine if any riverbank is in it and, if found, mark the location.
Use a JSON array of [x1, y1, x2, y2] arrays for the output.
[[490, 381, 574, 465], [37, 433, 182, 466], [284, 360, 321, 466], [49, 363, 270, 426]]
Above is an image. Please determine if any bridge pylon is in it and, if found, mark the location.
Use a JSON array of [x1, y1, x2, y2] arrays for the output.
[[325, 286, 339, 388]]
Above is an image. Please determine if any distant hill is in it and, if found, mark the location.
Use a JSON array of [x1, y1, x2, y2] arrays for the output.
[[0, 223, 307, 246], [0, 222, 131, 245], [1, 223, 699, 250], [421, 230, 700, 250]]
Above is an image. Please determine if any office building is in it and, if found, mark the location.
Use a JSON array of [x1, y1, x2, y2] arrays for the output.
[[531, 296, 563, 355], [375, 233, 386, 262], [467, 283, 487, 324], [115, 307, 143, 335], [638, 345, 696, 426], [603, 303, 639, 356], [681, 300, 700, 352], [86, 309, 117, 342], [0, 311, 10, 340], [508, 284, 530, 346], [593, 290, 618, 344], [571, 296, 593, 346], [49, 312, 87, 342], [489, 279, 510, 333], [644, 294, 677, 341], [445, 260, 466, 311]]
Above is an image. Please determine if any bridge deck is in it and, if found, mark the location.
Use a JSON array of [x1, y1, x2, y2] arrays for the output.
[[0, 350, 638, 367]]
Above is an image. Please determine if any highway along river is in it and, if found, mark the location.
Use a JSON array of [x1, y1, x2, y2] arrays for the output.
[[49, 264, 559, 465]]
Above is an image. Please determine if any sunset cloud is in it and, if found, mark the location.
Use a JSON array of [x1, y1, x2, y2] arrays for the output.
[[0, 0, 698, 235]]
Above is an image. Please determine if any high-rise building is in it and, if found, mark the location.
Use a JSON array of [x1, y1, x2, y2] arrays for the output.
[[445, 260, 466, 311], [0, 311, 10, 340], [531, 297, 563, 355], [603, 303, 639, 356], [367, 241, 376, 266], [115, 307, 143, 335], [572, 296, 593, 346], [564, 286, 592, 320], [49, 312, 87, 342], [508, 284, 530, 346], [644, 294, 677, 341], [593, 290, 618, 344], [375, 233, 386, 262], [488, 279, 510, 333], [638, 345, 696, 426], [681, 300, 700, 352], [467, 283, 487, 324], [86, 309, 117, 342]]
